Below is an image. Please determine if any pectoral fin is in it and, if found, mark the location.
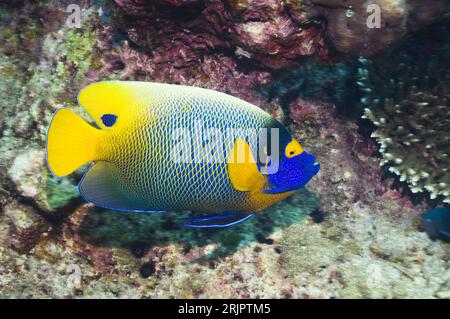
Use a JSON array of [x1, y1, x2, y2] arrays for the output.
[[262, 186, 301, 194], [227, 138, 267, 192], [184, 212, 254, 228]]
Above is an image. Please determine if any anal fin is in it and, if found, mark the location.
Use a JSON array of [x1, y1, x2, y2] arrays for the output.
[[184, 212, 254, 228], [78, 161, 162, 213]]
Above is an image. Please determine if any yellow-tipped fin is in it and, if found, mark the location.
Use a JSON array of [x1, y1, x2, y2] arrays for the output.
[[47, 108, 102, 177], [227, 138, 267, 192]]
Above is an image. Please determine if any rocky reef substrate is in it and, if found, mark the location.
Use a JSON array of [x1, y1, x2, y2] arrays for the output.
[[0, 0, 449, 298]]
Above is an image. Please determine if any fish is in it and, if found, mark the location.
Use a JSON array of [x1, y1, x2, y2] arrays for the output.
[[421, 207, 450, 242], [46, 81, 320, 227]]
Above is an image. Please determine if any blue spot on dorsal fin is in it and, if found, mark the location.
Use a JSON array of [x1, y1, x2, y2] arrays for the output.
[[101, 114, 117, 127]]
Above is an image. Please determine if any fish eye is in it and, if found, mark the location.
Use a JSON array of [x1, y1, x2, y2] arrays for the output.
[[101, 114, 117, 127], [285, 139, 303, 158]]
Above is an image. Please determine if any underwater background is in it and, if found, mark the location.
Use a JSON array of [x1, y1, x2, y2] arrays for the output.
[[0, 0, 449, 298]]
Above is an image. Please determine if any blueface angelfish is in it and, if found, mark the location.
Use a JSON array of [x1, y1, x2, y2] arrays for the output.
[[46, 81, 320, 227]]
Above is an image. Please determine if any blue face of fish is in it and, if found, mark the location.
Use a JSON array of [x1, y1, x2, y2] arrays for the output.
[[262, 138, 320, 194]]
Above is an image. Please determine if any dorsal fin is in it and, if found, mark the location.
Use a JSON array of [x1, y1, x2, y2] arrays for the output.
[[227, 138, 267, 192], [77, 81, 158, 129]]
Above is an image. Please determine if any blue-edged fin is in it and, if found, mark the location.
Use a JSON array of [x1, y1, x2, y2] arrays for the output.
[[78, 161, 162, 213], [185, 212, 254, 228]]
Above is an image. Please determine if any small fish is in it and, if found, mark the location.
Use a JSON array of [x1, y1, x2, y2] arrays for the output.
[[46, 81, 319, 227], [421, 207, 450, 242]]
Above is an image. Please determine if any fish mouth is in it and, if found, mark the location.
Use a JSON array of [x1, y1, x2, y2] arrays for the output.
[[310, 161, 320, 176]]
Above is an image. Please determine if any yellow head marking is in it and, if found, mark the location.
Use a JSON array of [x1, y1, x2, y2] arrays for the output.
[[285, 139, 303, 158]]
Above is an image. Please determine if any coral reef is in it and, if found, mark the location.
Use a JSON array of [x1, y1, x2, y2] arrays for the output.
[[0, 0, 449, 299], [359, 21, 450, 203], [259, 61, 358, 113], [0, 1, 103, 216], [112, 0, 446, 72]]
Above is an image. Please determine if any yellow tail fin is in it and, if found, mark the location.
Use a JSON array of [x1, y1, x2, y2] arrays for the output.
[[47, 108, 102, 177]]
